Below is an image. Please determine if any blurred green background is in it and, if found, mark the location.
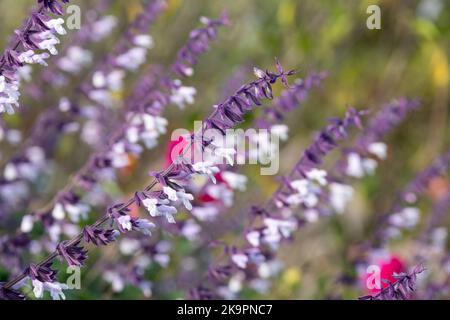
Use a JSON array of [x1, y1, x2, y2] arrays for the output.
[[0, 0, 449, 299]]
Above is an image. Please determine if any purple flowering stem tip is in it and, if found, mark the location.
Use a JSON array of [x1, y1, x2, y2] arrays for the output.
[[359, 264, 426, 300]]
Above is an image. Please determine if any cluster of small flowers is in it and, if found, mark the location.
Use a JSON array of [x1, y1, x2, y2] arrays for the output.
[[13, 13, 228, 258], [0, 58, 293, 300], [382, 150, 450, 241], [177, 72, 325, 226], [22, 0, 117, 100], [0, 3, 118, 222], [53, 1, 118, 83], [81, 0, 165, 110], [361, 151, 450, 299], [102, 237, 172, 297], [0, 1, 167, 276], [0, 3, 137, 220], [0, 0, 72, 114], [187, 108, 366, 299], [338, 98, 420, 180], [87, 71, 325, 295]]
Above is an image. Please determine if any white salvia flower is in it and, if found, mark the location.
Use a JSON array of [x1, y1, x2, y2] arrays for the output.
[[253, 67, 266, 79], [88, 89, 112, 105], [92, 71, 106, 88], [48, 224, 62, 243], [4, 163, 18, 181], [20, 215, 35, 233], [59, 97, 71, 112], [110, 143, 130, 168], [228, 273, 245, 293], [142, 198, 158, 216], [63, 224, 80, 238], [26, 146, 45, 164], [58, 46, 92, 73], [0, 76, 20, 114], [116, 47, 148, 71], [191, 206, 219, 221], [154, 253, 170, 267], [246, 231, 261, 247], [134, 219, 156, 236], [142, 198, 177, 223], [19, 50, 50, 66], [290, 179, 310, 196], [389, 207, 420, 229], [47, 282, 69, 300], [303, 192, 319, 208], [205, 184, 234, 207], [139, 281, 153, 298], [231, 253, 248, 269], [400, 207, 420, 227], [119, 238, 140, 255], [181, 219, 201, 241], [65, 203, 90, 223], [91, 16, 118, 41], [182, 66, 194, 76], [214, 147, 237, 166], [18, 65, 32, 81], [126, 126, 139, 144], [362, 158, 378, 174], [304, 209, 320, 223], [0, 75, 5, 92], [306, 168, 328, 186], [106, 69, 125, 91], [134, 34, 154, 48], [286, 179, 321, 208], [117, 215, 132, 231], [52, 203, 66, 220], [46, 18, 67, 35], [156, 203, 178, 223], [329, 183, 354, 214], [103, 271, 125, 293], [6, 129, 22, 144], [193, 162, 220, 183], [264, 218, 297, 239], [200, 16, 211, 25], [346, 153, 364, 178], [170, 85, 197, 109], [32, 280, 44, 299], [32, 280, 68, 300], [163, 186, 178, 201], [154, 116, 169, 133], [431, 227, 447, 250], [346, 153, 378, 178], [177, 190, 194, 210], [38, 34, 60, 55], [270, 124, 289, 141], [368, 142, 388, 159], [222, 171, 248, 191]]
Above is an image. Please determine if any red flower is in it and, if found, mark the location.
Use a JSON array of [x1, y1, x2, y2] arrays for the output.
[[164, 136, 189, 167], [364, 255, 406, 293]]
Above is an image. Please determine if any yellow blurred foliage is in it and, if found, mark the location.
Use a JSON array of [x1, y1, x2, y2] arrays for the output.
[[167, 0, 182, 15], [414, 18, 439, 41], [111, 90, 124, 103], [277, 0, 296, 28], [281, 267, 302, 287], [126, 0, 143, 21], [273, 267, 302, 298], [430, 45, 449, 88]]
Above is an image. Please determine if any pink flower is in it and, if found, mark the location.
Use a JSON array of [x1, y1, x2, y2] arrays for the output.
[[364, 255, 406, 293], [164, 136, 189, 167]]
